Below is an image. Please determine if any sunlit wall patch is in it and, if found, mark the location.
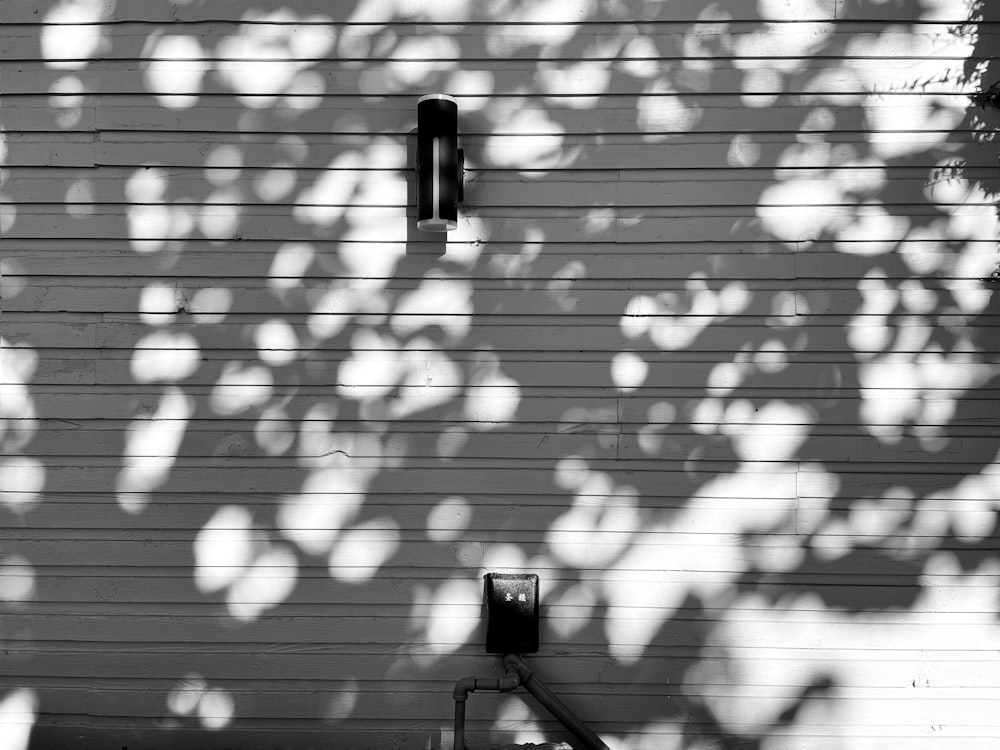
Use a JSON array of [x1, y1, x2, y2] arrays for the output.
[[416, 94, 464, 232]]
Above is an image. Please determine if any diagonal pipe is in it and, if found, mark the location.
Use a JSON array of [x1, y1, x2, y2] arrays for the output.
[[451, 655, 610, 750], [501, 654, 610, 750]]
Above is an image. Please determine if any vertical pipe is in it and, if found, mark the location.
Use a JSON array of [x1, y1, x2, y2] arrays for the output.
[[454, 698, 467, 750]]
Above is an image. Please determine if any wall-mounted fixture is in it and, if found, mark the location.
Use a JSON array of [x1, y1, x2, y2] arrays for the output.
[[484, 573, 539, 654], [451, 574, 609, 750], [416, 94, 463, 232]]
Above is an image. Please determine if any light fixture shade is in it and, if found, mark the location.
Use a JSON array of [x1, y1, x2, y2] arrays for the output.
[[416, 94, 462, 232]]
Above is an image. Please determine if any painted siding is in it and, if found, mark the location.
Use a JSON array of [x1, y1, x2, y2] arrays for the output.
[[2, 0, 999, 748]]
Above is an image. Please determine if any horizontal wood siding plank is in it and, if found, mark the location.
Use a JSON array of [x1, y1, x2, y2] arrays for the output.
[[5, 241, 997, 281], [3, 58, 980, 95], [0, 0, 841, 23], [6, 132, 995, 169], [5, 208, 997, 244], [11, 390, 999, 424], [4, 171, 997, 211], [2, 95, 980, 136], [2, 322, 993, 356], [7, 22, 984, 61], [21, 356, 986, 388], [13, 431, 1000, 464]]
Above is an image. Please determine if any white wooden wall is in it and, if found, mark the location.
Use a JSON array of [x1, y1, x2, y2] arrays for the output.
[[2, 0, 999, 748]]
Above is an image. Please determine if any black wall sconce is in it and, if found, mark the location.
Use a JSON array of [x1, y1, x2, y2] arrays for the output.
[[416, 94, 464, 232]]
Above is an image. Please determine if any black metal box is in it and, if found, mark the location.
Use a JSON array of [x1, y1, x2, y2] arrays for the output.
[[484, 573, 539, 654]]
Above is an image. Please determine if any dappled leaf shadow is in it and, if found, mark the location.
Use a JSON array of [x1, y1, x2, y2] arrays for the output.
[[2, 0, 999, 747]]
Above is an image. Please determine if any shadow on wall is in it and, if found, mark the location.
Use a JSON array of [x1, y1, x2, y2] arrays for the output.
[[1, 0, 999, 747]]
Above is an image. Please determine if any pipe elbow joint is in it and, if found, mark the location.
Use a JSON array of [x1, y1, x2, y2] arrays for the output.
[[497, 672, 520, 692], [502, 653, 532, 681], [453, 676, 478, 701]]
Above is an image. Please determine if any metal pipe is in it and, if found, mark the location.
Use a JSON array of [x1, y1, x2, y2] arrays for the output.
[[502, 654, 610, 750], [453, 699, 467, 750], [453, 671, 521, 750]]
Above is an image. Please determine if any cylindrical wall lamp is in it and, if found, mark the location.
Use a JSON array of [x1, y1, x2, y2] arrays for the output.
[[416, 94, 464, 232]]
